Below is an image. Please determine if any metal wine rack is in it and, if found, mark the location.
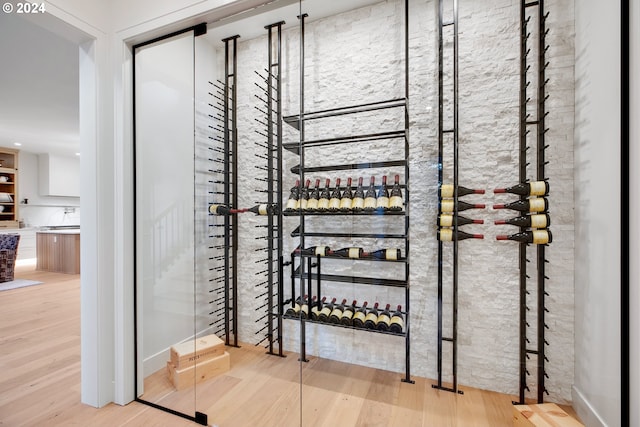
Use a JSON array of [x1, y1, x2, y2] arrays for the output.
[[278, 3, 413, 383], [253, 21, 286, 356], [207, 35, 240, 347], [517, 0, 551, 404], [434, 0, 462, 395]]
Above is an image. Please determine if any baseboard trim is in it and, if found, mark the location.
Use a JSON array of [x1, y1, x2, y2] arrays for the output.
[[572, 385, 609, 427]]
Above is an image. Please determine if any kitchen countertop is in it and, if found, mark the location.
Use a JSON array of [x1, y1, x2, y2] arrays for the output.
[[36, 229, 80, 234]]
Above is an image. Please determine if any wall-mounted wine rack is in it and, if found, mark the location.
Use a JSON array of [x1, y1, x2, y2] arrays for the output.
[[208, 35, 240, 347], [276, 2, 413, 383], [434, 0, 462, 395], [517, 0, 551, 404], [254, 21, 286, 357]]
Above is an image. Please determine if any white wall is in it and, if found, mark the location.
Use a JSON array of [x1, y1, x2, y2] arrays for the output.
[[573, 0, 622, 426], [630, 1, 639, 425]]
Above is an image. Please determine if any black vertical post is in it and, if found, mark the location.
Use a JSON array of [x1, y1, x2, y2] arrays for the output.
[[231, 35, 239, 348], [276, 23, 284, 357], [436, 0, 445, 389], [223, 38, 231, 346], [266, 26, 275, 356], [298, 12, 308, 364], [451, 0, 459, 394]]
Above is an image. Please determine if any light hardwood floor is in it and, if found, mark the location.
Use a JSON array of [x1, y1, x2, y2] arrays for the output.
[[0, 262, 579, 426]]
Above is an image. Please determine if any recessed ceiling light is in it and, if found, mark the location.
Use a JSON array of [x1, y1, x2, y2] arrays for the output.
[[13, 143, 21, 146], [75, 153, 80, 156]]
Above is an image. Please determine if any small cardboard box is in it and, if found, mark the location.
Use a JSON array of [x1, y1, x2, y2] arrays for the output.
[[513, 403, 584, 427], [167, 351, 230, 390], [169, 334, 225, 370]]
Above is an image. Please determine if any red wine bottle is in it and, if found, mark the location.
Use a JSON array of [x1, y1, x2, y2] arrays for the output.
[[285, 180, 300, 212], [364, 302, 380, 329], [495, 213, 550, 228], [294, 246, 330, 256], [389, 305, 404, 333], [305, 179, 321, 211], [364, 248, 401, 261], [310, 296, 326, 321], [297, 179, 311, 210], [493, 198, 548, 213], [285, 294, 306, 317], [329, 298, 348, 324], [497, 229, 552, 244], [352, 301, 368, 328], [300, 295, 316, 319], [437, 214, 484, 227], [494, 180, 549, 196], [376, 176, 390, 210], [318, 297, 336, 322], [351, 177, 366, 211], [247, 204, 276, 215], [317, 178, 331, 211], [328, 178, 342, 211], [376, 304, 392, 331], [209, 204, 232, 215], [339, 177, 354, 211], [438, 229, 484, 241], [340, 300, 357, 326], [439, 184, 485, 198], [364, 176, 377, 211], [330, 247, 364, 259], [389, 175, 404, 211], [439, 200, 486, 213]]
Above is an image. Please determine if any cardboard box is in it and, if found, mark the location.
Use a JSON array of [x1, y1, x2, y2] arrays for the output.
[[167, 351, 230, 390], [513, 403, 584, 427], [169, 334, 225, 370]]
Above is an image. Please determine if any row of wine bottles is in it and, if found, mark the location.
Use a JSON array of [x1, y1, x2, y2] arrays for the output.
[[285, 175, 404, 213], [294, 246, 401, 260], [285, 295, 405, 333], [437, 184, 485, 241], [493, 181, 552, 245]]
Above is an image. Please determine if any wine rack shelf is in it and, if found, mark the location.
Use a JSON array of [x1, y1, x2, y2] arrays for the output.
[[282, 315, 407, 338], [278, 3, 413, 384]]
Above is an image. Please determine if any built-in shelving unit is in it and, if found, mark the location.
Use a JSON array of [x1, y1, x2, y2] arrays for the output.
[[0, 147, 19, 229]]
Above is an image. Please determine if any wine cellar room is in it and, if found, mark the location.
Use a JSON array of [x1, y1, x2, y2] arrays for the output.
[[19, 0, 631, 425]]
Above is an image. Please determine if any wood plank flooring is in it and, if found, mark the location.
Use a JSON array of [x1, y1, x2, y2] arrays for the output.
[[0, 262, 580, 426]]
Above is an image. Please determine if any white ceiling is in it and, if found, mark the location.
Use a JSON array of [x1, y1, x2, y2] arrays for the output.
[[0, 12, 79, 157]]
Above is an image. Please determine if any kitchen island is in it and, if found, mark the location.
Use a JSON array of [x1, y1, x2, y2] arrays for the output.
[[36, 228, 80, 274]]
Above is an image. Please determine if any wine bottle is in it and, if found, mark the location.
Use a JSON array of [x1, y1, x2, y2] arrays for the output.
[[329, 299, 348, 324], [364, 248, 401, 261], [376, 175, 390, 210], [351, 177, 365, 211], [364, 176, 377, 211], [339, 177, 354, 211], [285, 180, 300, 212], [389, 305, 404, 333], [294, 246, 330, 256], [389, 175, 404, 211], [340, 300, 357, 326], [494, 180, 549, 196], [439, 200, 486, 213], [493, 198, 548, 213], [318, 297, 336, 322], [437, 214, 484, 227], [439, 184, 485, 198], [496, 229, 553, 244], [209, 204, 232, 215], [364, 302, 380, 329], [285, 294, 306, 317], [300, 296, 316, 319], [330, 247, 364, 259], [494, 213, 551, 228], [247, 204, 276, 215], [297, 179, 311, 210], [305, 179, 321, 211], [438, 229, 484, 241], [328, 178, 342, 211], [310, 296, 326, 321], [376, 304, 392, 332], [317, 179, 331, 211], [352, 301, 368, 328]]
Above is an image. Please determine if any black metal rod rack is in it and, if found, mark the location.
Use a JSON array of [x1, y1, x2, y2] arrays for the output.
[[517, 0, 550, 404], [281, 0, 413, 384], [254, 21, 286, 356], [434, 0, 463, 395]]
